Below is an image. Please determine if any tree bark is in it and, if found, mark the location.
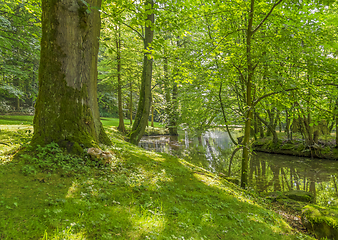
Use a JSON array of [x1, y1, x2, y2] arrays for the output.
[[129, 79, 133, 125], [31, 0, 111, 152], [336, 99, 338, 148], [151, 105, 154, 127], [116, 24, 125, 133], [128, 0, 154, 145], [241, 0, 254, 189]]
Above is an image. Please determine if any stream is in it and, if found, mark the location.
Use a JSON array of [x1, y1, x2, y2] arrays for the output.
[[139, 130, 338, 206]]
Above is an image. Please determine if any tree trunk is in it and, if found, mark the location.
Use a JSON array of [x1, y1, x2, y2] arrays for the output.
[[241, 0, 254, 189], [129, 79, 133, 125], [151, 105, 154, 127], [336, 99, 338, 148], [164, 53, 178, 136], [128, 0, 154, 145], [169, 79, 178, 135], [31, 0, 111, 152], [116, 24, 125, 133], [256, 111, 279, 144]]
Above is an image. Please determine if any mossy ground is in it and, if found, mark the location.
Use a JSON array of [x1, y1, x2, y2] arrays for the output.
[[0, 125, 314, 239]]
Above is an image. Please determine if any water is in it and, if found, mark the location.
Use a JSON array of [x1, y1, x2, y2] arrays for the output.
[[139, 130, 338, 206]]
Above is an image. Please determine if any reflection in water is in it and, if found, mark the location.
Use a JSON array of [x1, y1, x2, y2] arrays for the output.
[[139, 130, 338, 206], [250, 153, 338, 205]]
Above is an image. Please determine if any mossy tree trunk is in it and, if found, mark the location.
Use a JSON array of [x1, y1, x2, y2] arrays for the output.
[[128, 0, 154, 145], [31, 0, 111, 151]]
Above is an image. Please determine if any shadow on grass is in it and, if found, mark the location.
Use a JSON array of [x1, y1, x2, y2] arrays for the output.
[[0, 137, 310, 240]]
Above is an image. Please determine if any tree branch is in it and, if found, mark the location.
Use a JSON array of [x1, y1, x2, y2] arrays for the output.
[[120, 22, 145, 41], [252, 0, 283, 35]]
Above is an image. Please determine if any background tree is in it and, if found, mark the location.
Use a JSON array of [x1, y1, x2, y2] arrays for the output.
[[0, 0, 41, 113], [128, 0, 155, 144]]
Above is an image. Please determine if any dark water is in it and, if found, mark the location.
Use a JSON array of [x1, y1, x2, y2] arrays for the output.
[[139, 131, 338, 206]]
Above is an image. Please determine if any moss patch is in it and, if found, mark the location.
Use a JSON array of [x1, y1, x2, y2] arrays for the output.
[[302, 204, 338, 239]]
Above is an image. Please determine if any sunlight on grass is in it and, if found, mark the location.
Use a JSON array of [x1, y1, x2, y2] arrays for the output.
[[42, 226, 86, 240], [0, 125, 315, 239], [128, 205, 166, 239], [66, 181, 80, 198]]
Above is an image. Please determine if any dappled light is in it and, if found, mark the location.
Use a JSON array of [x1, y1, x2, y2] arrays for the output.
[[2, 0, 338, 238]]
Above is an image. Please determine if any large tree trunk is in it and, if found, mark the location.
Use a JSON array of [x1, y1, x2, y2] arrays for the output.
[[31, 0, 111, 152], [128, 0, 154, 145]]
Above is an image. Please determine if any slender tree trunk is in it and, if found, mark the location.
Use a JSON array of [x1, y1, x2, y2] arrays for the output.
[[336, 99, 338, 148], [116, 25, 125, 133], [129, 79, 133, 125], [169, 79, 178, 135], [164, 55, 171, 130], [31, 0, 110, 151], [241, 0, 254, 188], [256, 112, 279, 144], [151, 105, 154, 127], [164, 52, 178, 136], [286, 109, 290, 141], [129, 0, 154, 145]]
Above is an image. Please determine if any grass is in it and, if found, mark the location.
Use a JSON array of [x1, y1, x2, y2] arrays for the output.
[[0, 115, 34, 125], [0, 128, 314, 240], [0, 115, 164, 130], [100, 117, 163, 129]]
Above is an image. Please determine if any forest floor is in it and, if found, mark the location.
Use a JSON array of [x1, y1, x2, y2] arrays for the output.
[[0, 125, 315, 239]]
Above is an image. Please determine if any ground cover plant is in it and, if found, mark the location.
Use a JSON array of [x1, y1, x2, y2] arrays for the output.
[[0, 127, 314, 240]]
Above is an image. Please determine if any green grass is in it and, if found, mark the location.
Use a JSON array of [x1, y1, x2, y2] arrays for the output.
[[101, 117, 163, 129], [0, 129, 313, 239], [0, 115, 164, 129], [0, 115, 34, 125]]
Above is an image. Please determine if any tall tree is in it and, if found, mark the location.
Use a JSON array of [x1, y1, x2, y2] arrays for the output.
[[31, 0, 111, 151], [128, 0, 154, 145]]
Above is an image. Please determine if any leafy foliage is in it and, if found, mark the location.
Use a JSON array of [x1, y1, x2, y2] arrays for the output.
[[21, 142, 91, 175]]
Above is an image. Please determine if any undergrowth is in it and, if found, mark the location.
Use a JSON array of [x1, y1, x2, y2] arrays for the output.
[[20, 142, 95, 176]]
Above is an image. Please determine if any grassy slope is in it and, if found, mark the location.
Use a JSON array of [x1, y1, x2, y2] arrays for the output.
[[0, 129, 313, 240]]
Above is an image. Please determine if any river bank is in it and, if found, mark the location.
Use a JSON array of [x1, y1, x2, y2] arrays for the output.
[[252, 135, 338, 160]]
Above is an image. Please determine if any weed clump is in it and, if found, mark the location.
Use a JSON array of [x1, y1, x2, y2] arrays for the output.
[[20, 142, 95, 175]]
